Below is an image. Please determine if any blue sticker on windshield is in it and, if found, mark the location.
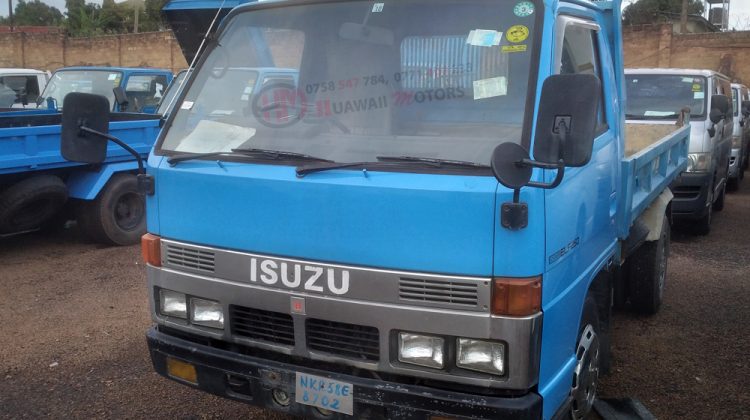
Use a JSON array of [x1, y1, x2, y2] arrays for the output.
[[514, 1, 534, 17]]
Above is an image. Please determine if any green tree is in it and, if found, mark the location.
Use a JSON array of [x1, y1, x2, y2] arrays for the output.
[[623, 0, 705, 26], [12, 0, 64, 26]]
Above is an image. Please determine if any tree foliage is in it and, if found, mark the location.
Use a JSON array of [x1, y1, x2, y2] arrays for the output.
[[623, 0, 705, 26], [11, 0, 64, 26]]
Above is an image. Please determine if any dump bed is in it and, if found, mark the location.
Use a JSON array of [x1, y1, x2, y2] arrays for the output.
[[0, 113, 161, 175], [618, 121, 690, 238]]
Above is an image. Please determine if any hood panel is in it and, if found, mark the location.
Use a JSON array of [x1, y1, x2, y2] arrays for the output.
[[154, 162, 498, 276]]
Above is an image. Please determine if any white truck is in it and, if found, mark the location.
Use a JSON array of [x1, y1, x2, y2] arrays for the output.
[[0, 68, 50, 109]]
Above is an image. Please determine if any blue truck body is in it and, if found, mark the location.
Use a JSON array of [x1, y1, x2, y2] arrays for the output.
[[60, 0, 692, 417], [0, 67, 174, 243]]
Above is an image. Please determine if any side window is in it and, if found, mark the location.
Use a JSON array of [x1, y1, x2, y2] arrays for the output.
[[125, 74, 170, 108], [0, 75, 40, 104], [559, 23, 607, 133]]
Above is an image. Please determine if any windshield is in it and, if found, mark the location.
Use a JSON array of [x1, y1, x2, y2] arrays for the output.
[[39, 70, 121, 110], [732, 88, 739, 117], [625, 74, 706, 120], [159, 0, 538, 165], [158, 70, 190, 115]]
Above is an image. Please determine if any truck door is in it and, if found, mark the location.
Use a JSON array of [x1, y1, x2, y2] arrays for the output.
[[538, 15, 619, 412]]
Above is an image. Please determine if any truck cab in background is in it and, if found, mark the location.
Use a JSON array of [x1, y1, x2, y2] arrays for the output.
[[0, 68, 50, 109], [625, 69, 733, 234], [728, 83, 750, 189], [38, 67, 173, 114]]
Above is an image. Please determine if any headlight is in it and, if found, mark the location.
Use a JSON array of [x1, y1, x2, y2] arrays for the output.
[[457, 338, 505, 375], [159, 289, 187, 319], [732, 136, 742, 148], [190, 297, 224, 329], [398, 333, 444, 369], [687, 152, 711, 172]]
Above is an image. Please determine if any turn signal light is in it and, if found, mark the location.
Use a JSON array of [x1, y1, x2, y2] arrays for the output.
[[166, 357, 197, 384], [491, 276, 542, 316], [141, 233, 161, 267]]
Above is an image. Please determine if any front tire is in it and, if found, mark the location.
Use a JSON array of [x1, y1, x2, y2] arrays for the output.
[[77, 173, 145, 246], [570, 296, 601, 420]]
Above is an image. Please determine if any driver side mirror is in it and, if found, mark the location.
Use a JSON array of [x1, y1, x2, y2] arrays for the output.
[[533, 74, 601, 167], [60, 92, 111, 164], [709, 94, 729, 124], [113, 86, 129, 112]]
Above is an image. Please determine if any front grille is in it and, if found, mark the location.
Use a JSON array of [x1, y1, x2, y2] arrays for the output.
[[672, 186, 701, 200], [165, 243, 215, 273], [398, 277, 479, 307], [306, 319, 380, 362], [230, 306, 295, 346]]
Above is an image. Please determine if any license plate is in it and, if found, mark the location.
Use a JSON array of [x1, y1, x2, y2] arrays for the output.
[[295, 372, 353, 415]]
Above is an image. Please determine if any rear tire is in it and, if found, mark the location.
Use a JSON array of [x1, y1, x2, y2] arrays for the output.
[[0, 175, 68, 233], [76, 173, 145, 246], [569, 295, 601, 420], [629, 216, 669, 315]]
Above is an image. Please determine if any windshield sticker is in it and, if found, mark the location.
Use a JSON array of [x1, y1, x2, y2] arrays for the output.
[[506, 25, 529, 43], [180, 101, 194, 110], [692, 84, 702, 92], [473, 76, 507, 100], [108, 73, 117, 81], [514, 1, 535, 17], [372, 3, 384, 13], [502, 45, 527, 53], [644, 111, 676, 117], [694, 92, 705, 99], [174, 120, 255, 153], [682, 77, 694, 83], [466, 30, 503, 47]]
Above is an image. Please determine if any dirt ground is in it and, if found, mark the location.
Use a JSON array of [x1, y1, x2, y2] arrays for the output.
[[1, 184, 749, 419]]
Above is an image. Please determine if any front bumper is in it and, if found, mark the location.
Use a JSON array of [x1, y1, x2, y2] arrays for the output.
[[670, 172, 712, 219], [147, 326, 543, 419]]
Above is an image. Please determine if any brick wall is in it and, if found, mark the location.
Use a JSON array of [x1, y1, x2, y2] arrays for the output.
[[0, 31, 188, 73], [623, 24, 750, 84]]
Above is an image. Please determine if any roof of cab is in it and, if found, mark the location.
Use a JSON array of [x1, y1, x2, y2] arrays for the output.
[[625, 68, 730, 80], [0, 68, 48, 75], [54, 66, 172, 74], [731, 82, 747, 89]]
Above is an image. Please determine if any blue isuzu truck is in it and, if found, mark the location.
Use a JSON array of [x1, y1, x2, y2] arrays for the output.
[[60, 0, 719, 418]]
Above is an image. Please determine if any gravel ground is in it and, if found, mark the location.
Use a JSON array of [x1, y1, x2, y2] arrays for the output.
[[1, 182, 748, 419]]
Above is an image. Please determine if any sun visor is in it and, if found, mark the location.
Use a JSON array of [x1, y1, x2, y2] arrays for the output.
[[163, 0, 255, 63]]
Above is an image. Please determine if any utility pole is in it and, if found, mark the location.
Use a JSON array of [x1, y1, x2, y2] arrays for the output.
[[8, 0, 13, 32], [680, 0, 688, 33], [133, 5, 139, 33]]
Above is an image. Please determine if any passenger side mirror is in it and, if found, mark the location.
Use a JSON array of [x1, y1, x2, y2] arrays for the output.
[[709, 94, 729, 124], [533, 74, 601, 167], [113, 86, 129, 111], [60, 93, 111, 164]]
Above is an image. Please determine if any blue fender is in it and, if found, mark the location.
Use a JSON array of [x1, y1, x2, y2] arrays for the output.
[[66, 161, 139, 200]]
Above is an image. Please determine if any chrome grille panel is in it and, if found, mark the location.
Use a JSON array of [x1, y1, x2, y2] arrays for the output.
[[306, 318, 380, 362], [230, 305, 295, 346], [165, 243, 215, 273], [398, 277, 479, 307]]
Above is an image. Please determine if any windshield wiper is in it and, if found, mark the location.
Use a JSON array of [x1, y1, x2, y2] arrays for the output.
[[376, 155, 490, 168], [296, 156, 489, 178], [167, 147, 333, 166]]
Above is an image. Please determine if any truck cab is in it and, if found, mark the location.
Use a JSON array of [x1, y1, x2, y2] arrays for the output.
[[625, 68, 733, 234], [38, 67, 173, 113], [0, 68, 49, 109], [59, 0, 690, 418]]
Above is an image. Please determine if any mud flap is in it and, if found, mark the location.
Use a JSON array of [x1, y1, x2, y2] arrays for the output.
[[594, 398, 656, 420]]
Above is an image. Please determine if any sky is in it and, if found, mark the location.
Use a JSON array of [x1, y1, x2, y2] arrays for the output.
[[1, 0, 750, 29]]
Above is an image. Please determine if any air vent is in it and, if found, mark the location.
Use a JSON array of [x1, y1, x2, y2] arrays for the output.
[[230, 306, 295, 346], [165, 244, 215, 273], [306, 319, 380, 362], [398, 277, 479, 307]]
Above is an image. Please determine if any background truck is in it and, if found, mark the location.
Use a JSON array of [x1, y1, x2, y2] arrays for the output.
[[728, 82, 749, 190], [61, 0, 697, 418], [0, 68, 50, 109], [0, 67, 174, 244]]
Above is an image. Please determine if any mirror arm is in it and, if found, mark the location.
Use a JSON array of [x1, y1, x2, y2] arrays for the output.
[[525, 160, 565, 189], [79, 126, 154, 195]]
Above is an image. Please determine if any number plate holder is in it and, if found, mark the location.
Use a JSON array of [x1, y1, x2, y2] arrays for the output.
[[295, 372, 354, 415]]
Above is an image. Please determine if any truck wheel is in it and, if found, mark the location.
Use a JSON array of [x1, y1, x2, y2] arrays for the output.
[[76, 173, 145, 246], [727, 177, 738, 192], [712, 182, 726, 211], [629, 216, 669, 315], [569, 295, 600, 420], [0, 175, 68, 233]]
